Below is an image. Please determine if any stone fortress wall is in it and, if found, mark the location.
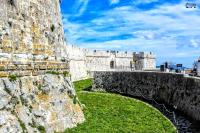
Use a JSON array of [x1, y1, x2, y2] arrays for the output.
[[66, 46, 156, 81], [85, 50, 134, 71], [93, 71, 200, 121], [0, 0, 68, 77], [85, 50, 156, 71], [0, 1, 157, 131], [65, 45, 88, 81], [0, 0, 85, 132], [133, 52, 156, 70]]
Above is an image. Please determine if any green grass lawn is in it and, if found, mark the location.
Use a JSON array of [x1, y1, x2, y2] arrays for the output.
[[64, 79, 176, 133]]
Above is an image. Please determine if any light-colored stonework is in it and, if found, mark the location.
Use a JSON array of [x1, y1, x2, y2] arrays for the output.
[[0, 0, 157, 131], [0, 0, 66, 70], [0, 74, 84, 133], [65, 45, 88, 81], [85, 50, 156, 71], [0, 0, 85, 132], [85, 50, 134, 71], [65, 46, 156, 81], [133, 52, 156, 70]]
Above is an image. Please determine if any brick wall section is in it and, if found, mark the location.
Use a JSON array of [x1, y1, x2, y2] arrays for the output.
[[0, 61, 69, 77], [0, 0, 69, 77]]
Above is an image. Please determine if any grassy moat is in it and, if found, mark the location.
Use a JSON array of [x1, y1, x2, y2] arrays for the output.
[[64, 79, 176, 133]]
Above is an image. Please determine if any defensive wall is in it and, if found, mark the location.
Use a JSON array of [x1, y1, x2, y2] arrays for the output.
[[133, 52, 156, 70], [65, 45, 88, 81], [0, 0, 85, 132], [0, 0, 68, 76], [93, 71, 200, 121], [85, 50, 134, 72], [67, 48, 156, 81]]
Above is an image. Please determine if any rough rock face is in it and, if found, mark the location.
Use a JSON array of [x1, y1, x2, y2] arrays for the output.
[[93, 71, 200, 121], [0, 74, 84, 133]]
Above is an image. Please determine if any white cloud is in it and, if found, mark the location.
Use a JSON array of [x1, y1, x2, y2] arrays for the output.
[[190, 39, 200, 48], [134, 31, 157, 40], [110, 0, 120, 5], [62, 1, 200, 66], [132, 0, 159, 4], [73, 0, 90, 16]]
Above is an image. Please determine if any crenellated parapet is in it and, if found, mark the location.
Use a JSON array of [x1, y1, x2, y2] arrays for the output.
[[85, 49, 133, 58], [133, 52, 156, 70], [133, 52, 156, 59]]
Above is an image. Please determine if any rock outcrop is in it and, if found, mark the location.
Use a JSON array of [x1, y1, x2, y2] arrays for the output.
[[0, 0, 85, 132], [0, 74, 84, 133]]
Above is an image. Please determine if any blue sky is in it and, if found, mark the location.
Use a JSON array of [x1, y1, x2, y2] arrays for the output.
[[61, 0, 200, 67]]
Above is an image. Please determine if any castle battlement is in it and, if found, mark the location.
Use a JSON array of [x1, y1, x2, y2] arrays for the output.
[[65, 44, 86, 60], [85, 49, 133, 58], [67, 47, 156, 81], [133, 52, 156, 59], [85, 49, 110, 57]]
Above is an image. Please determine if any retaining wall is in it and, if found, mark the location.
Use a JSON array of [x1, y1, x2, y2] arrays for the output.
[[93, 71, 200, 121]]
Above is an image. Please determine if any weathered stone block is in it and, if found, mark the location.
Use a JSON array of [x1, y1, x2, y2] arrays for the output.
[[47, 65, 54, 69], [0, 72, 9, 77], [0, 65, 6, 71], [17, 71, 32, 77], [32, 70, 45, 76], [26, 65, 34, 70], [7, 65, 17, 70], [39, 65, 47, 70], [34, 64, 40, 69]]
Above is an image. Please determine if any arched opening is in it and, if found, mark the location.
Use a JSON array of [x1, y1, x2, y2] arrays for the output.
[[110, 61, 115, 69]]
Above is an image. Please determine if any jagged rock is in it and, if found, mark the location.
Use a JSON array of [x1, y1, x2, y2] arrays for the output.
[[0, 74, 85, 133], [0, 111, 22, 133]]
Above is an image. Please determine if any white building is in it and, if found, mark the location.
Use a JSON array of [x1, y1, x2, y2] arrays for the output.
[[64, 46, 156, 81], [194, 58, 200, 76]]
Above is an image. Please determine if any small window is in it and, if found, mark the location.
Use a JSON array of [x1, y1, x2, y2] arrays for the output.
[[110, 61, 115, 69], [130, 61, 132, 67]]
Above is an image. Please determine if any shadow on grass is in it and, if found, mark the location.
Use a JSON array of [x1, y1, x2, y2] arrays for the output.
[[82, 86, 92, 91]]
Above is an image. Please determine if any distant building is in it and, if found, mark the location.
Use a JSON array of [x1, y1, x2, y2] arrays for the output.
[[197, 63, 200, 76], [192, 58, 200, 76], [85, 50, 156, 71], [133, 52, 156, 70], [65, 46, 156, 81], [85, 50, 133, 71], [160, 62, 186, 73]]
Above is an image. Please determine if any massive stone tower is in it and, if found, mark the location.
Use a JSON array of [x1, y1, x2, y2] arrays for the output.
[[0, 0, 65, 64], [0, 1, 85, 132]]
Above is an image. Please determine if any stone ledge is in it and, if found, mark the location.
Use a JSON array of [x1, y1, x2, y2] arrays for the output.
[[0, 68, 69, 77], [0, 61, 69, 77]]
